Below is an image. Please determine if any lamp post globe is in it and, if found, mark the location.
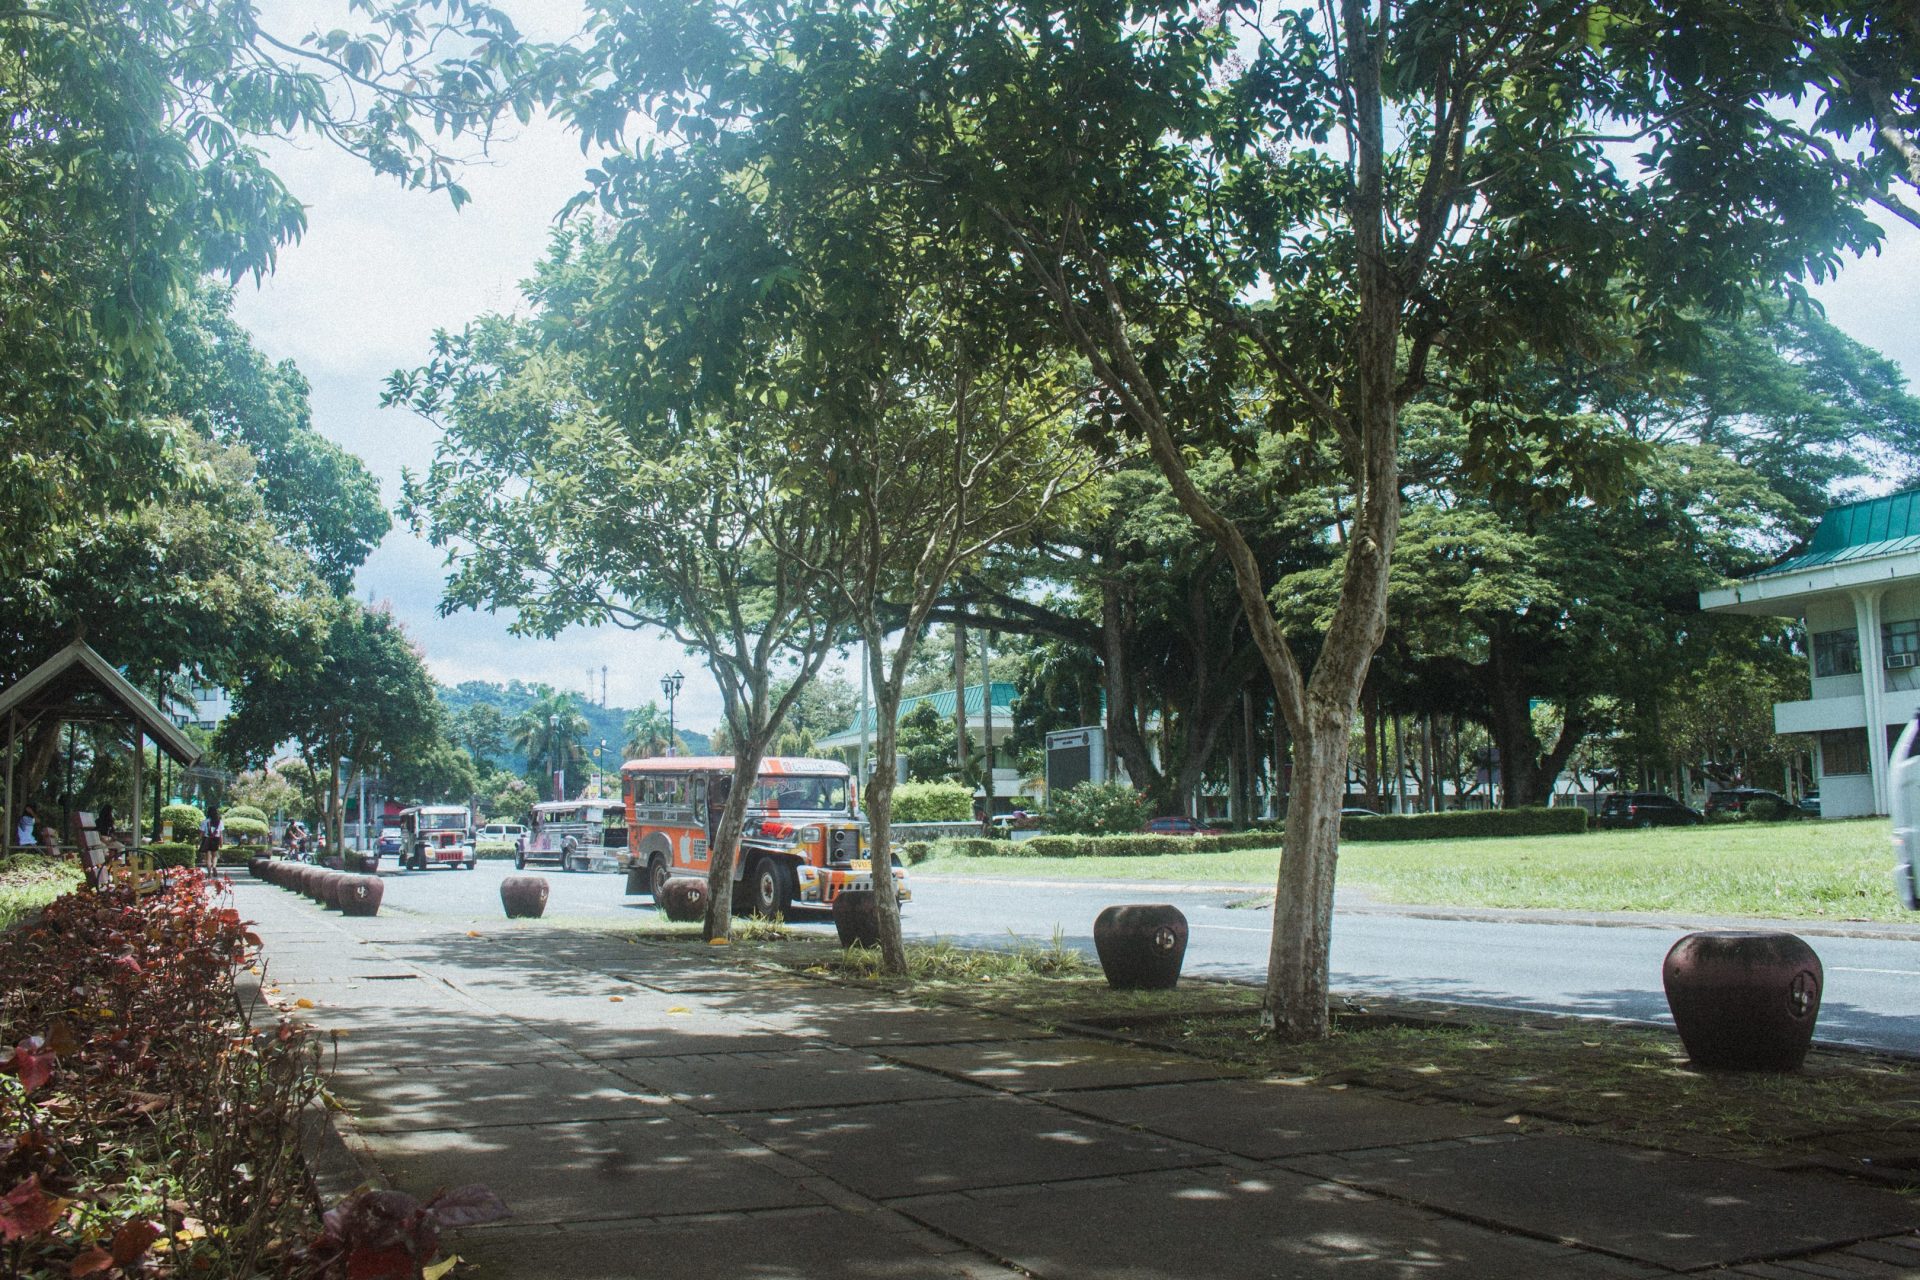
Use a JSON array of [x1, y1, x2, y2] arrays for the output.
[[661, 670, 684, 758]]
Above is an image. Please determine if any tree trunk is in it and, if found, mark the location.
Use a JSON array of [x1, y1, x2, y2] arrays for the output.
[[864, 688, 911, 975], [1099, 586, 1160, 795], [703, 740, 768, 941], [1263, 702, 1351, 1039], [952, 622, 969, 779]]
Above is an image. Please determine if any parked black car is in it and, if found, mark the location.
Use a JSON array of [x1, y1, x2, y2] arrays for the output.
[[1703, 788, 1791, 818], [1597, 792, 1704, 829]]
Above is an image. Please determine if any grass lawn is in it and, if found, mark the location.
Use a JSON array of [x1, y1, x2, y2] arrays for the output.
[[0, 852, 82, 929], [920, 818, 1904, 920]]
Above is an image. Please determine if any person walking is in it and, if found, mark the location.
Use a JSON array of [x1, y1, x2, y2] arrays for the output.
[[198, 805, 224, 872]]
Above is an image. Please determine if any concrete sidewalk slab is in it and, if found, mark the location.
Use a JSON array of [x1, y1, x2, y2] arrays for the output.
[[334, 1060, 659, 1132], [1292, 1134, 1920, 1270], [605, 1046, 980, 1114], [577, 1026, 814, 1059], [360, 1113, 822, 1226], [731, 1095, 1213, 1199], [901, 1165, 1655, 1280], [741, 1000, 1053, 1048], [1047, 1077, 1509, 1159], [450, 1206, 1008, 1280], [884, 1036, 1246, 1093]]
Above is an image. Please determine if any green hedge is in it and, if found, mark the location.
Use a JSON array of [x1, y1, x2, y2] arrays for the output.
[[1337, 806, 1587, 841], [892, 781, 974, 823], [924, 831, 1281, 859], [1004, 831, 1280, 858], [218, 843, 267, 866], [475, 841, 517, 859], [225, 805, 269, 825], [919, 810, 1584, 857], [160, 804, 204, 838], [141, 842, 197, 868], [223, 817, 270, 842]]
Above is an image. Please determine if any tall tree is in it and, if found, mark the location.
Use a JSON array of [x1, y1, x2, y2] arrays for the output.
[[1, 0, 567, 583], [508, 687, 591, 798], [392, 228, 857, 940], [562, 0, 1916, 1035], [217, 602, 443, 852]]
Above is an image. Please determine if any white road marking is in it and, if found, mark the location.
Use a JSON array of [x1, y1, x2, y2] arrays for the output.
[[1828, 966, 1920, 976]]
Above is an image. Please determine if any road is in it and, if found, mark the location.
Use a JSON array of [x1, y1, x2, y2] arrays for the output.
[[327, 859, 1920, 1055]]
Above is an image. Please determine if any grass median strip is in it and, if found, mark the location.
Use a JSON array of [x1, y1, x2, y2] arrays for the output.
[[923, 819, 1903, 920]]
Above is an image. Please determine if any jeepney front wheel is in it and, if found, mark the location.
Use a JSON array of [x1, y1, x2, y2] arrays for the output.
[[746, 856, 795, 919], [647, 854, 671, 900]]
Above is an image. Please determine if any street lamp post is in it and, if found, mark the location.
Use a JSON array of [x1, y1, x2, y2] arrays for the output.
[[548, 713, 560, 801], [661, 670, 684, 757]]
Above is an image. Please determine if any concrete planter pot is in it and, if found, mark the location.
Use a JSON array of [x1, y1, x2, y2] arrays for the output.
[[339, 875, 384, 917], [1663, 930, 1822, 1071], [500, 875, 550, 919], [657, 876, 710, 923], [831, 890, 883, 949], [1093, 904, 1188, 991]]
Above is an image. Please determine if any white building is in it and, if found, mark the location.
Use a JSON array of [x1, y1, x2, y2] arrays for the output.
[[813, 681, 1041, 810], [1699, 489, 1920, 818]]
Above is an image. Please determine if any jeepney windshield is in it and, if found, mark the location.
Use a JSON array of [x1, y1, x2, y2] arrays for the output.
[[747, 774, 850, 813], [417, 812, 467, 832]]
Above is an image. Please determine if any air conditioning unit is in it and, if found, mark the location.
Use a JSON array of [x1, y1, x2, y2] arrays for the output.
[[1888, 652, 1917, 669]]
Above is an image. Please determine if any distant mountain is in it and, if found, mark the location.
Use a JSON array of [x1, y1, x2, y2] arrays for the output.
[[437, 679, 711, 774]]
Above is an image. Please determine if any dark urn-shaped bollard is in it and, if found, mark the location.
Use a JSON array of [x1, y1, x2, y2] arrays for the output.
[[832, 889, 883, 948], [500, 875, 550, 919], [657, 876, 709, 923], [249, 857, 271, 880], [339, 875, 384, 917], [1093, 904, 1189, 991], [1663, 930, 1823, 1071]]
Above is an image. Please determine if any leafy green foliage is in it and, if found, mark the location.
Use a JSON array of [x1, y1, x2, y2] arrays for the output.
[[891, 782, 974, 823], [159, 804, 205, 837], [216, 601, 444, 848], [1048, 782, 1153, 837]]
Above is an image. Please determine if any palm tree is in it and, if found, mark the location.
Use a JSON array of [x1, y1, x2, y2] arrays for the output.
[[623, 702, 686, 758], [510, 686, 590, 798]]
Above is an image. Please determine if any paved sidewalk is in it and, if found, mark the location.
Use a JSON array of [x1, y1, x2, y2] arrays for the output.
[[235, 878, 1920, 1279]]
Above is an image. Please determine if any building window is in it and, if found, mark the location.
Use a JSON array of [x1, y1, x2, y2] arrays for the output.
[[1820, 729, 1870, 777], [1885, 619, 1920, 663], [1813, 628, 1861, 677]]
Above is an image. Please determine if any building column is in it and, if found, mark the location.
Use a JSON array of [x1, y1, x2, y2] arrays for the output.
[[1853, 587, 1890, 814]]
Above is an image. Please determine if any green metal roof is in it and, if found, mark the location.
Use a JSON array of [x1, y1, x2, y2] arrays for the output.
[[1751, 488, 1920, 578], [839, 681, 1018, 736]]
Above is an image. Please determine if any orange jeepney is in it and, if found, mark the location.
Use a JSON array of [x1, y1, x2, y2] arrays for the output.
[[620, 756, 910, 918]]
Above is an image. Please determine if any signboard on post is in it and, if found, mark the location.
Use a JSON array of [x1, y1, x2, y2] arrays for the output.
[[1046, 727, 1107, 795]]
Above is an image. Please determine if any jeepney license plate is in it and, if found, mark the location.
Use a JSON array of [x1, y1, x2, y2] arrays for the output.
[[850, 859, 870, 871]]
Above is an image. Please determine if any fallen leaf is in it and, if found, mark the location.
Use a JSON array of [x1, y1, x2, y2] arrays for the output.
[[294, 998, 316, 1010], [68, 1246, 113, 1276], [608, 996, 624, 1003], [466, 930, 483, 938], [111, 1218, 165, 1264], [666, 1006, 690, 1015], [423, 1256, 463, 1280]]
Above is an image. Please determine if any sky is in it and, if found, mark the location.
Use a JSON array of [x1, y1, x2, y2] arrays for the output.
[[229, 3, 1920, 738]]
